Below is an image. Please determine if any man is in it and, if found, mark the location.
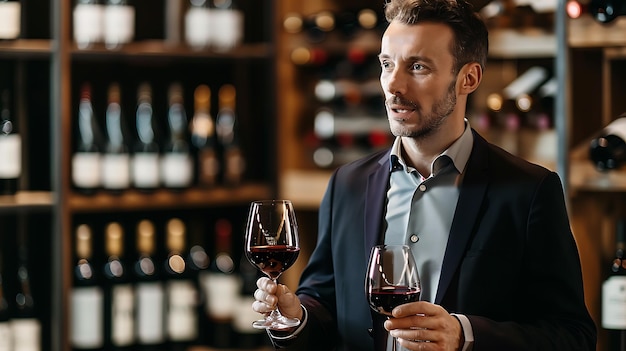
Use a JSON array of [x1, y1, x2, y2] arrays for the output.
[[252, 0, 597, 350]]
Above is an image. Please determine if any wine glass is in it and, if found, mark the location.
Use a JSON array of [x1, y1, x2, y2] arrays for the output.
[[244, 199, 301, 330], [366, 245, 421, 351]]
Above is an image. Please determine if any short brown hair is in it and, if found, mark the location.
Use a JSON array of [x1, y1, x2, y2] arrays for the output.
[[384, 0, 489, 74]]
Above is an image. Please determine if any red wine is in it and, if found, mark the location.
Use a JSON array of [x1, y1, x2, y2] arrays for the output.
[[245, 246, 300, 279], [369, 286, 420, 316]]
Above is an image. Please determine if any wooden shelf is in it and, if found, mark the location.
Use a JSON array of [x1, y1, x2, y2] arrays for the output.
[[0, 191, 54, 211], [568, 15, 626, 48], [0, 39, 53, 58], [280, 170, 331, 209], [66, 183, 273, 212], [488, 28, 556, 58]]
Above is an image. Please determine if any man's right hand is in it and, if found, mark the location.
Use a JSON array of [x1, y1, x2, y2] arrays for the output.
[[252, 277, 304, 321]]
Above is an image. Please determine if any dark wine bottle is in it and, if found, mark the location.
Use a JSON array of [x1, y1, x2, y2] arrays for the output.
[[161, 83, 193, 191], [103, 222, 135, 350], [70, 224, 104, 351], [589, 0, 626, 23], [0, 0, 21, 39], [134, 219, 165, 349], [233, 255, 265, 348], [73, 0, 104, 49], [0, 247, 12, 350], [216, 84, 245, 186], [131, 83, 161, 192], [190, 84, 219, 187], [11, 217, 41, 351], [72, 83, 103, 195], [601, 218, 626, 351], [205, 219, 239, 348], [102, 0, 135, 50], [102, 82, 131, 194], [163, 218, 198, 349], [0, 89, 21, 195], [589, 115, 626, 172]]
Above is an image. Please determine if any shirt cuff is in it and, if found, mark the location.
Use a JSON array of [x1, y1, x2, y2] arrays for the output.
[[267, 305, 308, 341], [451, 313, 474, 351]]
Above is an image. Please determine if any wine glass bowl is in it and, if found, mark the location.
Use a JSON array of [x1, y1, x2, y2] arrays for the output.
[[244, 200, 301, 330]]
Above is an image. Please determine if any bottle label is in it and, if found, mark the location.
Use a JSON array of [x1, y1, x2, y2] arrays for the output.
[[199, 149, 219, 186], [211, 9, 243, 51], [166, 280, 198, 341], [10, 318, 41, 351], [605, 118, 626, 141], [111, 284, 135, 346], [184, 7, 212, 48], [103, 5, 135, 47], [161, 153, 193, 188], [0, 2, 21, 39], [72, 152, 102, 188], [102, 153, 131, 190], [0, 322, 12, 351], [202, 272, 241, 320], [225, 147, 245, 185], [0, 134, 21, 178], [132, 153, 160, 188], [136, 282, 165, 344], [602, 276, 626, 329], [70, 286, 104, 348], [73, 4, 104, 48]]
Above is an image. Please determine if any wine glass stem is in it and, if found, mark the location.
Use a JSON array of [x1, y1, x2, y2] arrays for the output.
[[392, 336, 397, 351]]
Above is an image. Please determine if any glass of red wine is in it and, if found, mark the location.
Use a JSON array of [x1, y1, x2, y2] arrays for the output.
[[366, 244, 421, 350], [244, 199, 301, 330]]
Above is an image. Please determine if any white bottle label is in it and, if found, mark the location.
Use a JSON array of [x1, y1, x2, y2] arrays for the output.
[[185, 7, 213, 49], [166, 280, 198, 341], [0, 2, 21, 39], [10, 318, 41, 351], [211, 9, 243, 51], [605, 117, 626, 141], [73, 4, 104, 48], [102, 153, 131, 190], [103, 5, 135, 48], [70, 286, 104, 348], [132, 153, 160, 189], [72, 152, 102, 188], [202, 272, 241, 320], [111, 284, 135, 346], [136, 282, 164, 344], [161, 153, 193, 188], [602, 276, 626, 329], [0, 322, 12, 351], [0, 134, 21, 178]]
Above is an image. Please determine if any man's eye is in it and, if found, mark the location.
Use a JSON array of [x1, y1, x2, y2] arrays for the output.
[[411, 63, 423, 70]]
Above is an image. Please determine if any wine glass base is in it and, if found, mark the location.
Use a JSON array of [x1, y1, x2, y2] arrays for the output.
[[252, 317, 301, 330]]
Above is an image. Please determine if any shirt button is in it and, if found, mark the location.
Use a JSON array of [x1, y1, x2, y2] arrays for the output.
[[419, 184, 427, 192], [410, 234, 419, 243]]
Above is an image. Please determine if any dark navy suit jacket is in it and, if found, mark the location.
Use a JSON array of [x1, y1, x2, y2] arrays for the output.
[[274, 130, 596, 351]]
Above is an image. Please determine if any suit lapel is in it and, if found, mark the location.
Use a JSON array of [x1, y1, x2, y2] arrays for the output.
[[435, 131, 489, 304], [364, 156, 391, 266]]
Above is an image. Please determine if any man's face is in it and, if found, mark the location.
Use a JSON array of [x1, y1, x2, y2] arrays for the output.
[[379, 21, 460, 139]]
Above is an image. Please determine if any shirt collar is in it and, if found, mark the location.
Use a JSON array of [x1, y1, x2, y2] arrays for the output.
[[389, 119, 474, 176]]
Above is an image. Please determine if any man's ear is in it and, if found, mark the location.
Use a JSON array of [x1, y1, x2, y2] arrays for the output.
[[458, 62, 482, 95]]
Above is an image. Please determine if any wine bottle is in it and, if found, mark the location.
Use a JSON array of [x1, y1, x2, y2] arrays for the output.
[[134, 219, 165, 349], [102, 82, 131, 194], [11, 217, 41, 351], [161, 83, 193, 191], [601, 218, 626, 351], [163, 218, 198, 349], [70, 224, 104, 351], [73, 0, 104, 49], [102, 0, 135, 50], [216, 84, 245, 186], [211, 0, 243, 51], [184, 0, 213, 50], [0, 0, 20, 39], [72, 83, 103, 195], [233, 255, 265, 348], [0, 89, 21, 195], [0, 247, 12, 350], [186, 219, 210, 345], [589, 0, 626, 23], [131, 83, 161, 192], [204, 219, 240, 348], [190, 84, 219, 187], [589, 115, 626, 172], [103, 222, 134, 350]]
